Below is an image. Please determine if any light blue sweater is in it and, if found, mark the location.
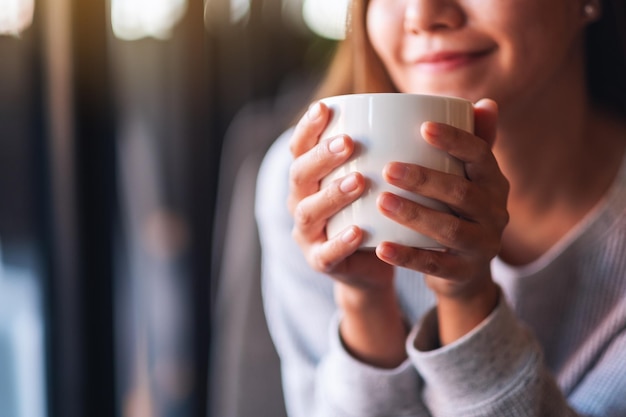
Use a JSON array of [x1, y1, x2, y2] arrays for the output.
[[256, 131, 626, 417]]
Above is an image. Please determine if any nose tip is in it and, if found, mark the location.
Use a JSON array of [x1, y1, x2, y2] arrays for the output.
[[404, 1, 465, 34]]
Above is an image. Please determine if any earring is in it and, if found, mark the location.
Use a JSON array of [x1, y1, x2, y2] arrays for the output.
[[583, 0, 600, 20]]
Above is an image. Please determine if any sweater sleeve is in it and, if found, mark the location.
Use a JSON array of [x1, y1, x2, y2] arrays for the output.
[[407, 294, 581, 417], [256, 131, 429, 417]]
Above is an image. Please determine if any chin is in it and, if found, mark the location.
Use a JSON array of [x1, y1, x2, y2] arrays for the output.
[[404, 87, 473, 101], [400, 76, 496, 103]]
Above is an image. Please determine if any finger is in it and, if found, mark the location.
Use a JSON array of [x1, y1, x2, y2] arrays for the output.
[[377, 192, 484, 252], [292, 135, 354, 185], [288, 135, 355, 212], [383, 163, 484, 218], [382, 162, 508, 237], [473, 99, 499, 148], [421, 121, 493, 165], [420, 121, 501, 184], [289, 102, 331, 158], [376, 242, 479, 281], [305, 226, 363, 274], [292, 173, 365, 238]]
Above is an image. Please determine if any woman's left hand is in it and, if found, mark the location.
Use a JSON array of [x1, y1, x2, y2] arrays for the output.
[[375, 99, 509, 345]]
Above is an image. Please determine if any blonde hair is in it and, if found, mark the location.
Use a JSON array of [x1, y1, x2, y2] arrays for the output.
[[312, 0, 626, 119], [312, 0, 396, 100]]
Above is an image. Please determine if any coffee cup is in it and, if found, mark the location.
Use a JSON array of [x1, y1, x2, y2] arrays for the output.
[[320, 93, 473, 249]]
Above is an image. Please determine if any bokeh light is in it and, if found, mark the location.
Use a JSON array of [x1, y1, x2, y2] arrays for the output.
[[302, 0, 349, 40], [0, 0, 34, 36], [111, 0, 187, 40]]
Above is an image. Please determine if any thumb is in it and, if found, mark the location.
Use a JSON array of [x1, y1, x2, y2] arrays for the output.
[[474, 99, 499, 148]]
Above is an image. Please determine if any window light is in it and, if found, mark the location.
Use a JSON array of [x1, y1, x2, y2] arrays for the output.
[[111, 0, 187, 41], [0, 0, 34, 36], [302, 0, 349, 40]]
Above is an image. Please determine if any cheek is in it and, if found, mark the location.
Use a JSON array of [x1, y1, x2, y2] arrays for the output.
[[366, 1, 402, 65]]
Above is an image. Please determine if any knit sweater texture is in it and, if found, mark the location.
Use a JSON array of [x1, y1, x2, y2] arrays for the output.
[[255, 131, 626, 417]]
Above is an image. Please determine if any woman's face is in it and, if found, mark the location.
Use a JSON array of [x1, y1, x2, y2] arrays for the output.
[[366, 0, 590, 106]]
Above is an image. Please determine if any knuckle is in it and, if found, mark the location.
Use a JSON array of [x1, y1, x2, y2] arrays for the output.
[[289, 162, 306, 188], [451, 179, 471, 204], [422, 252, 440, 275], [294, 203, 313, 227], [443, 217, 462, 243], [328, 177, 353, 206], [403, 203, 422, 223], [313, 141, 328, 164], [327, 181, 341, 200], [313, 250, 334, 273], [411, 166, 429, 189]]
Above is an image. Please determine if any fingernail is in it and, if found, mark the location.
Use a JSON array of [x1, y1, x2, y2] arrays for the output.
[[476, 98, 498, 113], [386, 163, 408, 180], [378, 244, 396, 259], [380, 194, 401, 212], [329, 136, 345, 153], [422, 121, 441, 137], [341, 227, 357, 243], [307, 102, 322, 121], [339, 174, 358, 193]]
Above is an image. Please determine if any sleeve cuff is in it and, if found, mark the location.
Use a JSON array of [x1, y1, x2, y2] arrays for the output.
[[317, 312, 426, 417], [406, 294, 541, 413]]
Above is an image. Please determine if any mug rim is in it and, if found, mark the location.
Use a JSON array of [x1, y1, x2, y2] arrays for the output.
[[319, 92, 472, 106]]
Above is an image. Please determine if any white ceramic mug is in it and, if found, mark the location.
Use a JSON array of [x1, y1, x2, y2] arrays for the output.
[[320, 93, 474, 249]]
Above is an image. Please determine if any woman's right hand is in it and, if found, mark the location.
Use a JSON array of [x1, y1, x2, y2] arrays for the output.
[[287, 102, 394, 291], [288, 101, 408, 368]]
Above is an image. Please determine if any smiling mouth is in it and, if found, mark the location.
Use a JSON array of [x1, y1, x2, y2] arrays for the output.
[[413, 48, 495, 72]]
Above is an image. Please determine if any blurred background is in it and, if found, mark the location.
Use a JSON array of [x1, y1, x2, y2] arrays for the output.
[[0, 0, 347, 416]]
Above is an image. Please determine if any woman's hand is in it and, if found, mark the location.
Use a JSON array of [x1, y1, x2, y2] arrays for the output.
[[288, 102, 406, 367], [375, 99, 509, 345], [288, 102, 394, 290]]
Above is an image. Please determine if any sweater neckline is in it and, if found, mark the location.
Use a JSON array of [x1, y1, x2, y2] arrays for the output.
[[492, 151, 626, 278]]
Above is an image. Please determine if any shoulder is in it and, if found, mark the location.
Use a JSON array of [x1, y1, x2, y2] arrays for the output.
[[255, 128, 294, 226], [258, 128, 293, 185]]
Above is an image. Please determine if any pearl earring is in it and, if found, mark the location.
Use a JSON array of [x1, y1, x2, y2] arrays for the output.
[[583, 1, 599, 20]]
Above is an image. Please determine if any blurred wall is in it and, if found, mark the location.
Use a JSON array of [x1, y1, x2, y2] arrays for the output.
[[0, 0, 335, 417]]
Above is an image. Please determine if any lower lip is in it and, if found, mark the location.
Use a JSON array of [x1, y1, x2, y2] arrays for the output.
[[415, 51, 492, 72]]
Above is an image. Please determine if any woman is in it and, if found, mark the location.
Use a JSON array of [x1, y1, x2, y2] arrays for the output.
[[256, 0, 626, 415]]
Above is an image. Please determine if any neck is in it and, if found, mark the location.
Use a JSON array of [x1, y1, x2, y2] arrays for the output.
[[493, 69, 625, 265], [495, 87, 589, 204]]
